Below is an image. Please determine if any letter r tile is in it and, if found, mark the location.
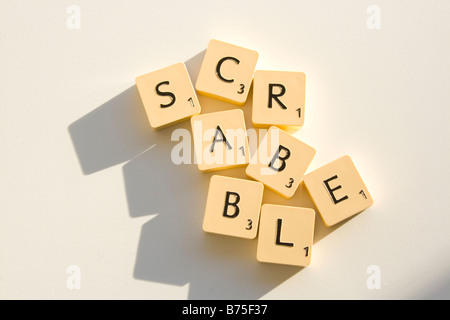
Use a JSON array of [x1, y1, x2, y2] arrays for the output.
[[252, 70, 306, 128]]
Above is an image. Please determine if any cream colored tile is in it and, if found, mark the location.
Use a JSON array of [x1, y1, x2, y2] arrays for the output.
[[203, 175, 264, 239], [246, 126, 316, 198], [303, 155, 374, 227], [252, 70, 306, 128], [195, 39, 258, 106], [191, 109, 249, 171], [257, 204, 315, 267], [136, 62, 200, 129]]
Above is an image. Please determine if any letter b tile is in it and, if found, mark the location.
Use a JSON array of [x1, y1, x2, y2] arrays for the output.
[[203, 175, 264, 239], [246, 126, 316, 199]]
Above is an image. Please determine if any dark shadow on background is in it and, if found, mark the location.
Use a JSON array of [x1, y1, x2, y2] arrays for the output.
[[68, 85, 152, 175], [421, 277, 450, 300], [67, 50, 208, 176]]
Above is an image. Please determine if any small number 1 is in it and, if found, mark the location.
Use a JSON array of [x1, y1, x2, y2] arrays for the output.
[[359, 190, 367, 199], [188, 97, 195, 107], [304, 246, 309, 257], [296, 108, 301, 118]]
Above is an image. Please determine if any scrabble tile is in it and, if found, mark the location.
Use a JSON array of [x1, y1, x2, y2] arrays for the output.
[[191, 109, 250, 171], [303, 155, 374, 227], [245, 126, 316, 199], [195, 39, 259, 106], [252, 70, 306, 128], [135, 62, 201, 129], [257, 204, 315, 267], [203, 175, 264, 239]]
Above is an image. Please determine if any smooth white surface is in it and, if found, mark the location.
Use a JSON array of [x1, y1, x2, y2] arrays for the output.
[[1, 0, 449, 299]]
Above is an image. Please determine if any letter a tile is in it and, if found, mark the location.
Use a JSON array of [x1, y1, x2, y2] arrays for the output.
[[191, 109, 250, 171]]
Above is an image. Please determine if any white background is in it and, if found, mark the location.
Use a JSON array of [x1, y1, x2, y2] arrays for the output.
[[1, 0, 449, 299]]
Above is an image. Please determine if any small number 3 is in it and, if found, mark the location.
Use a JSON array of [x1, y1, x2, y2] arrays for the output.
[[285, 178, 294, 188], [237, 84, 245, 94], [246, 219, 253, 230]]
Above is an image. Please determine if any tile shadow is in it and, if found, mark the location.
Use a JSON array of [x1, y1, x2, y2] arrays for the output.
[[68, 85, 153, 175]]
